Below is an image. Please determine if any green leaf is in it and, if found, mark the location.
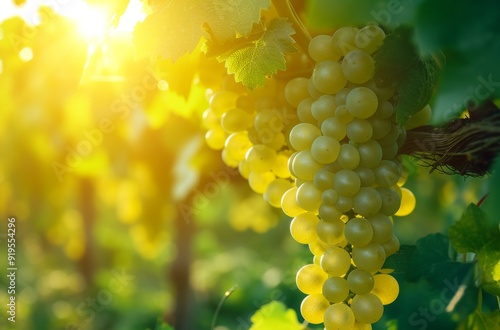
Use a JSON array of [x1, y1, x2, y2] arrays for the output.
[[383, 244, 416, 274], [458, 307, 500, 330], [478, 248, 500, 297], [249, 301, 302, 330], [133, 0, 270, 61], [407, 233, 452, 282], [146, 317, 174, 330], [413, 0, 500, 124], [218, 18, 296, 89], [483, 156, 500, 229]]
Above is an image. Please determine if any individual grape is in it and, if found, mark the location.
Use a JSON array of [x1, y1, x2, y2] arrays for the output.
[[292, 150, 323, 181], [221, 148, 239, 167], [312, 61, 347, 95], [296, 180, 322, 212], [308, 78, 322, 99], [351, 293, 384, 324], [353, 322, 373, 330], [224, 131, 253, 161], [209, 90, 239, 116], [367, 213, 393, 243], [297, 98, 317, 124], [314, 168, 336, 191], [357, 140, 383, 168], [337, 144, 360, 170], [272, 152, 291, 178], [342, 50, 375, 84], [371, 274, 399, 305], [221, 108, 252, 132], [238, 160, 251, 179], [374, 160, 401, 188], [355, 167, 375, 187], [321, 117, 347, 140], [353, 187, 382, 217], [334, 88, 351, 105], [300, 294, 330, 324], [334, 169, 361, 197], [290, 213, 320, 244], [289, 123, 322, 151], [335, 195, 353, 213], [355, 25, 385, 54], [254, 109, 284, 134], [308, 34, 341, 62], [381, 142, 399, 160], [309, 238, 330, 257], [264, 132, 286, 150], [281, 187, 305, 217], [368, 115, 392, 140], [335, 104, 354, 124], [351, 242, 386, 273], [332, 26, 359, 56], [322, 277, 349, 303], [285, 77, 310, 107], [381, 234, 400, 257], [312, 95, 337, 121], [245, 144, 276, 173], [311, 136, 341, 164], [376, 187, 401, 216], [395, 187, 416, 216], [316, 218, 344, 245], [205, 127, 227, 150], [346, 118, 373, 143], [323, 303, 356, 330], [202, 108, 220, 129], [264, 179, 293, 208], [347, 268, 375, 295], [322, 189, 339, 205], [248, 171, 275, 194], [296, 264, 328, 294], [320, 246, 351, 277], [318, 203, 343, 222], [344, 217, 373, 247], [346, 87, 378, 119]]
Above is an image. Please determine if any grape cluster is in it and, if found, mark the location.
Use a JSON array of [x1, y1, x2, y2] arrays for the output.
[[284, 26, 415, 329]]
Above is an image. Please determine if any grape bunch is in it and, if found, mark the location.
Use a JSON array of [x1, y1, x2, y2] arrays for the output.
[[202, 24, 417, 329]]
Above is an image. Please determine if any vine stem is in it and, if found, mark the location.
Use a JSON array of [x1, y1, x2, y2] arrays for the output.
[[273, 0, 312, 53]]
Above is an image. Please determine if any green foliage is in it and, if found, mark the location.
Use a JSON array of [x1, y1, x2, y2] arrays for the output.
[[383, 244, 416, 274], [249, 301, 303, 330], [374, 27, 439, 126], [458, 308, 500, 330], [449, 204, 500, 296], [216, 18, 296, 90], [146, 318, 174, 330], [133, 0, 270, 61], [413, 0, 500, 123]]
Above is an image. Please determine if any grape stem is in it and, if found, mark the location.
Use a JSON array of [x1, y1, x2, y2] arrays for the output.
[[273, 0, 311, 53]]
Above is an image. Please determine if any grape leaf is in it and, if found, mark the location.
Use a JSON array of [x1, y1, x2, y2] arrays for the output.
[[133, 0, 270, 61], [449, 204, 500, 296], [217, 18, 296, 90], [458, 307, 500, 330], [249, 301, 302, 330], [407, 233, 452, 282], [383, 244, 416, 274]]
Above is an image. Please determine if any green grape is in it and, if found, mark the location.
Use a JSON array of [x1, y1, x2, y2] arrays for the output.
[[314, 168, 336, 191], [353, 321, 373, 330], [264, 179, 293, 208], [221, 108, 252, 132], [333, 26, 359, 56], [311, 136, 341, 164], [334, 169, 361, 197], [238, 160, 251, 179], [296, 264, 328, 294], [289, 123, 322, 151], [309, 238, 330, 257], [202, 108, 220, 129], [209, 90, 239, 116], [312, 60, 347, 95], [365, 80, 395, 102], [321, 117, 347, 140], [335, 104, 354, 124], [376, 187, 401, 216], [248, 171, 275, 194], [285, 77, 310, 107], [357, 140, 383, 168], [224, 131, 252, 161], [292, 150, 323, 181], [221, 148, 239, 167], [366, 213, 393, 243], [375, 100, 395, 119], [405, 104, 432, 130], [395, 187, 416, 216], [205, 127, 227, 150], [272, 152, 291, 178], [324, 303, 356, 330], [296, 180, 322, 212], [245, 144, 276, 173], [312, 95, 337, 121], [381, 234, 400, 257], [346, 119, 373, 143], [308, 34, 341, 62], [377, 124, 399, 146], [346, 87, 378, 119], [300, 294, 330, 324], [322, 189, 339, 205], [336, 195, 353, 213], [334, 88, 351, 105], [351, 293, 384, 324], [347, 268, 374, 294], [316, 218, 344, 245], [290, 213, 320, 244], [342, 50, 375, 84], [353, 187, 382, 217], [368, 115, 392, 140], [374, 160, 401, 188], [351, 242, 386, 273], [354, 167, 375, 187], [371, 274, 399, 305], [381, 142, 399, 160], [308, 78, 323, 100], [318, 203, 343, 222], [263, 132, 285, 150], [322, 277, 349, 303], [337, 144, 360, 170], [254, 108, 284, 134], [281, 187, 305, 217], [297, 98, 317, 124], [344, 217, 373, 247], [355, 25, 385, 54], [320, 246, 351, 277]]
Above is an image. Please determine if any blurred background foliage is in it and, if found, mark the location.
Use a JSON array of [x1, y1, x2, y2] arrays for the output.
[[0, 0, 497, 330]]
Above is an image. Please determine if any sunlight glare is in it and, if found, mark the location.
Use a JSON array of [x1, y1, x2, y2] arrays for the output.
[[114, 0, 148, 33], [73, 6, 109, 41]]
